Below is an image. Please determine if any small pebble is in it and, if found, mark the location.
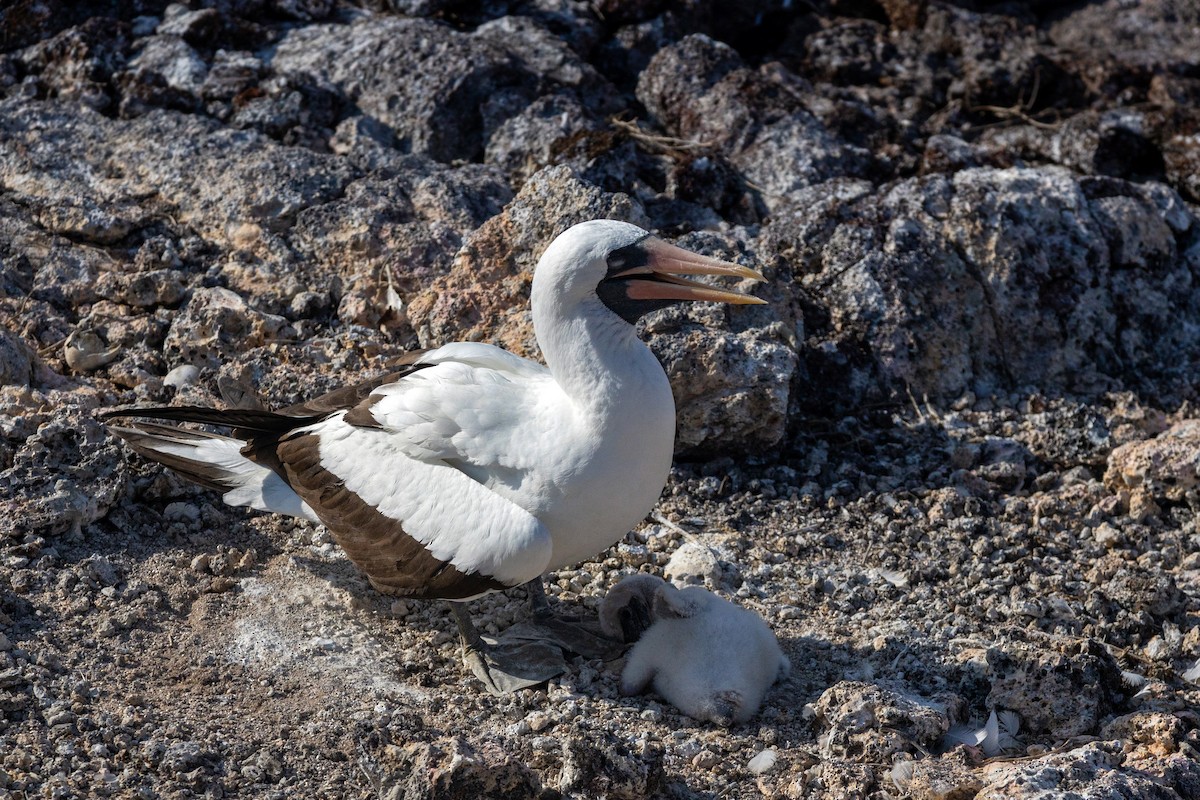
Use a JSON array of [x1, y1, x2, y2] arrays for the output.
[[1144, 636, 1171, 661], [747, 749, 777, 775], [1093, 523, 1123, 548], [664, 542, 722, 587], [526, 711, 553, 732], [207, 576, 236, 592], [163, 364, 201, 389]]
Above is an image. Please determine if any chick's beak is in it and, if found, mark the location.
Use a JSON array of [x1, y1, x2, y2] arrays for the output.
[[611, 238, 767, 305]]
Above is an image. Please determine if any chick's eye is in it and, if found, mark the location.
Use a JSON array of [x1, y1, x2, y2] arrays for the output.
[[608, 254, 627, 269]]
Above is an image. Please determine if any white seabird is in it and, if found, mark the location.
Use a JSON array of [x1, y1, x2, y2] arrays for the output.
[[103, 219, 766, 692]]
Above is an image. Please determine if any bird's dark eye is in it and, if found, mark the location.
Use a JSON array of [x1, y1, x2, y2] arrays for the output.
[[606, 239, 651, 276]]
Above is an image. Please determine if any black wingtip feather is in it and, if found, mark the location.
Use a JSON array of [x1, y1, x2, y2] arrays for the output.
[[100, 405, 319, 434]]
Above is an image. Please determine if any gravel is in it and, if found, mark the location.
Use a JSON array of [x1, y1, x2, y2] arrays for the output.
[[2, 0, 1199, 797]]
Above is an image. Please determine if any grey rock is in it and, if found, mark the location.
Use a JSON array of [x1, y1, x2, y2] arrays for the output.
[[228, 72, 344, 148], [1164, 133, 1200, 203], [200, 49, 263, 102], [986, 635, 1124, 741], [126, 35, 206, 95], [154, 4, 269, 50], [559, 734, 666, 799], [94, 269, 187, 308], [637, 34, 872, 209], [328, 115, 398, 165], [977, 110, 1167, 182], [803, 20, 891, 86], [288, 156, 512, 314], [84, 555, 121, 587], [0, 329, 36, 388], [164, 287, 294, 369], [115, 32, 209, 115], [815, 680, 958, 761], [272, 15, 614, 164], [484, 92, 599, 184], [975, 741, 1193, 800], [268, 0, 335, 20], [1049, 0, 1200, 74], [159, 740, 210, 775], [0, 99, 356, 251], [0, 413, 126, 537], [357, 0, 460, 16], [663, 542, 721, 588], [18, 17, 130, 112], [372, 737, 542, 799], [1104, 419, 1200, 514], [921, 134, 983, 175], [1100, 564, 1187, 620], [765, 168, 1200, 414]]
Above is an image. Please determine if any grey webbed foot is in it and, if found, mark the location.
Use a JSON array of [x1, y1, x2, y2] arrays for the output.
[[522, 578, 626, 660], [450, 601, 567, 695], [460, 638, 568, 696]]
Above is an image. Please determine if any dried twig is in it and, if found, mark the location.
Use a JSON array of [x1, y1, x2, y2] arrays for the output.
[[610, 117, 711, 154], [965, 66, 1062, 131]]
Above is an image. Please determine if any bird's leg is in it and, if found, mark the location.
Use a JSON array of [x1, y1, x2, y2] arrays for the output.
[[449, 601, 489, 652], [526, 576, 580, 623], [520, 578, 626, 660], [447, 600, 565, 696]]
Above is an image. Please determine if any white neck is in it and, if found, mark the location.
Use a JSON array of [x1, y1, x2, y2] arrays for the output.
[[533, 293, 673, 421]]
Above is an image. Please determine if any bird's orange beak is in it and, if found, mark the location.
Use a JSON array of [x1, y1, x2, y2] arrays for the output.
[[608, 238, 767, 305]]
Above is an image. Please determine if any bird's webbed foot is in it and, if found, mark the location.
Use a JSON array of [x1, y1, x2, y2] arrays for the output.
[[521, 578, 626, 660], [450, 601, 566, 696]]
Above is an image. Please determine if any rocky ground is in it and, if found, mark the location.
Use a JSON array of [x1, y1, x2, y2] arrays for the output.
[[2, 0, 1199, 797]]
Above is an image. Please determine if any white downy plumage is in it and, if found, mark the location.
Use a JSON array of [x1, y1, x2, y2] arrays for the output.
[[614, 577, 790, 726]]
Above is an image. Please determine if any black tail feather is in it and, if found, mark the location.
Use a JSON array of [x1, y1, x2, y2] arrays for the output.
[[106, 423, 242, 492]]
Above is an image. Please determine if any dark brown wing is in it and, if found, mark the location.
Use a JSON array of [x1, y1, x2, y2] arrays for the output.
[[273, 432, 507, 599]]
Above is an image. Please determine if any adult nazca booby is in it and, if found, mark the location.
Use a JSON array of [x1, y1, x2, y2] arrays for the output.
[[103, 220, 766, 692]]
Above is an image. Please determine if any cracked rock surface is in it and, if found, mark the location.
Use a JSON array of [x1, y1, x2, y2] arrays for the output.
[[2, 1, 1199, 798]]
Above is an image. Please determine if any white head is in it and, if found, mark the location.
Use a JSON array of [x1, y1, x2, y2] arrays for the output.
[[532, 220, 767, 325]]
